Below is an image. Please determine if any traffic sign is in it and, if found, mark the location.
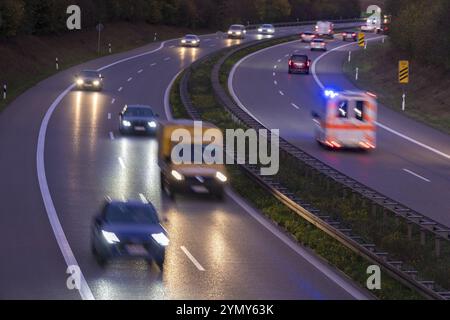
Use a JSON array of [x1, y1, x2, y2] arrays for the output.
[[399, 60, 409, 84], [358, 33, 365, 47]]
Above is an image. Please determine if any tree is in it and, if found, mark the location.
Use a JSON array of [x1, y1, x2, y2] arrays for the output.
[[0, 0, 25, 37]]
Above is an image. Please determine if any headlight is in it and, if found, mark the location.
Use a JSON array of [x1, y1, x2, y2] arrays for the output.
[[102, 230, 120, 244], [215, 171, 228, 183], [236, 31, 241, 35], [93, 80, 100, 86], [151, 233, 169, 246], [192, 40, 198, 44], [258, 28, 262, 32], [76, 79, 84, 85], [171, 170, 184, 181], [181, 39, 186, 43], [148, 121, 157, 128], [228, 31, 232, 34], [122, 120, 131, 127]]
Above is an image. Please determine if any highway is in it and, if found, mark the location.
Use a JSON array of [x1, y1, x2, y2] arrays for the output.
[[0, 24, 370, 299], [230, 32, 450, 227]]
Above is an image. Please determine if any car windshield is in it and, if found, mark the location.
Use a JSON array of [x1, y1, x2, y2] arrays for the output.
[[292, 55, 307, 62], [124, 107, 154, 117], [262, 25, 273, 28], [105, 203, 159, 225], [186, 35, 197, 40], [313, 39, 324, 43], [230, 26, 243, 31], [80, 71, 99, 78], [304, 32, 314, 35]]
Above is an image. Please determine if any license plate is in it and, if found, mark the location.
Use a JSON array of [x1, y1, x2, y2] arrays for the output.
[[134, 126, 146, 131], [295, 63, 304, 67], [126, 244, 147, 256], [191, 186, 209, 194]]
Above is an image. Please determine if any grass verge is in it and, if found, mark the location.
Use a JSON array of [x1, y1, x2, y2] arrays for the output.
[[170, 51, 422, 300], [343, 40, 450, 135]]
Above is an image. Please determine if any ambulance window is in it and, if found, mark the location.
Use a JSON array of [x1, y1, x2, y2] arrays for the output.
[[337, 101, 348, 118], [355, 101, 365, 122]]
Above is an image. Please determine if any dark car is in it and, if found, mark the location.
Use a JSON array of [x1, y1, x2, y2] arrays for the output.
[[342, 31, 357, 41], [91, 200, 169, 270], [119, 104, 159, 135], [288, 54, 311, 74], [75, 70, 104, 91]]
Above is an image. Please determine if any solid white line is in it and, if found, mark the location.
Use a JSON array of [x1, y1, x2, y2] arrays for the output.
[[37, 40, 169, 300], [137, 69, 143, 74], [118, 87, 123, 92], [139, 193, 149, 204], [279, 90, 284, 96], [150, 63, 157, 67], [127, 77, 133, 82], [180, 246, 205, 271], [111, 98, 115, 104], [118, 157, 126, 169], [37, 84, 94, 300], [164, 69, 185, 121], [107, 113, 111, 120], [226, 189, 369, 300], [109, 132, 114, 140], [310, 36, 450, 161], [403, 169, 431, 183], [291, 103, 300, 109]]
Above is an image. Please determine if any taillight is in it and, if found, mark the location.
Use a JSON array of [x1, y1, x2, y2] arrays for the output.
[[307, 60, 310, 67], [289, 60, 293, 66]]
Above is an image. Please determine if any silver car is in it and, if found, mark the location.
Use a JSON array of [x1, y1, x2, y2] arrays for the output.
[[301, 32, 316, 43], [227, 25, 246, 39], [258, 24, 275, 35], [119, 105, 159, 135], [310, 39, 327, 51], [75, 70, 104, 91], [180, 34, 200, 47]]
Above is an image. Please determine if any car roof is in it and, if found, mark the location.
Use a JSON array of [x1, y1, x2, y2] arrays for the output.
[[185, 34, 198, 37], [125, 104, 153, 110], [230, 24, 244, 28], [262, 24, 273, 26]]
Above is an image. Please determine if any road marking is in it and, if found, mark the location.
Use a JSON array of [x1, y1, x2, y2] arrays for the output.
[[274, 80, 278, 85], [310, 36, 450, 161], [107, 113, 111, 120], [273, 72, 276, 76], [38, 40, 169, 300], [180, 246, 205, 271], [273, 65, 277, 69], [277, 59, 282, 63], [118, 157, 126, 169], [150, 63, 157, 67], [118, 87, 123, 92], [226, 189, 369, 300], [127, 77, 133, 82], [291, 103, 300, 109], [284, 54, 290, 57], [109, 132, 115, 140], [164, 69, 185, 121], [164, 57, 171, 61], [209, 44, 216, 47], [137, 69, 143, 74], [279, 90, 284, 96], [403, 169, 431, 183], [169, 45, 175, 48], [204, 38, 211, 42], [111, 98, 115, 104], [139, 193, 149, 204]]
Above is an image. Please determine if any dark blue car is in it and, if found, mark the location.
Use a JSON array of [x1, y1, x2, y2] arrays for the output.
[[91, 200, 169, 271]]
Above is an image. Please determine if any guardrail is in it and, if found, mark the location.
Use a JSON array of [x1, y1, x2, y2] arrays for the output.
[[245, 18, 366, 30], [174, 30, 450, 300]]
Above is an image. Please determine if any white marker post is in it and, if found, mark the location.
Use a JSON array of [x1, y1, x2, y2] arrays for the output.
[[108, 43, 112, 54], [355, 67, 359, 81], [56, 57, 59, 70], [364, 42, 367, 50], [402, 92, 406, 111], [154, 33, 157, 41], [3, 84, 6, 100], [348, 51, 352, 62], [382, 36, 385, 44]]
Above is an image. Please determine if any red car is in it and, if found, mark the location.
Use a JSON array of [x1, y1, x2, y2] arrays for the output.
[[288, 54, 311, 74]]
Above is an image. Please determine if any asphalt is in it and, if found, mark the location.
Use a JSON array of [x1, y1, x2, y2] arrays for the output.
[[230, 32, 450, 227], [0, 24, 369, 299]]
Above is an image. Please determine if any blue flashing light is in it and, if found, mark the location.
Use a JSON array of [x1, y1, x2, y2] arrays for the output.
[[324, 89, 339, 99]]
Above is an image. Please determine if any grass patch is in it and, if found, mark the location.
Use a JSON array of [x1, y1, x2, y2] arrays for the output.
[[170, 51, 423, 300], [343, 40, 450, 135]]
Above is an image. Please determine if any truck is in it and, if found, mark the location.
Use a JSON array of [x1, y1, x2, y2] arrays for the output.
[[158, 120, 228, 200], [315, 21, 334, 37]]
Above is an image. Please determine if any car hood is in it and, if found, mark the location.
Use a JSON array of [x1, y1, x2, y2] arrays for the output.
[[122, 116, 157, 122]]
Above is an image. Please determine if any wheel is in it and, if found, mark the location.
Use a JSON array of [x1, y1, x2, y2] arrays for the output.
[[92, 241, 107, 266]]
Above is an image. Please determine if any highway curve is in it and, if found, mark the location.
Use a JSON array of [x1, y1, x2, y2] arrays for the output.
[[230, 32, 450, 227], [0, 24, 370, 299]]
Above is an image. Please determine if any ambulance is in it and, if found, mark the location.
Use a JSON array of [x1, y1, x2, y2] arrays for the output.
[[311, 90, 378, 150]]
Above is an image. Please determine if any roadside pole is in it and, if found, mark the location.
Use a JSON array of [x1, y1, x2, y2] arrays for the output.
[[3, 84, 6, 100], [399, 60, 409, 111], [96, 23, 104, 54], [355, 67, 359, 81], [55, 57, 59, 70], [348, 51, 351, 63]]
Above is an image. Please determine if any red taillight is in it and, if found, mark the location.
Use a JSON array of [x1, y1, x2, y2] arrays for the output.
[[343, 33, 347, 36], [289, 60, 293, 66], [307, 60, 311, 67]]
